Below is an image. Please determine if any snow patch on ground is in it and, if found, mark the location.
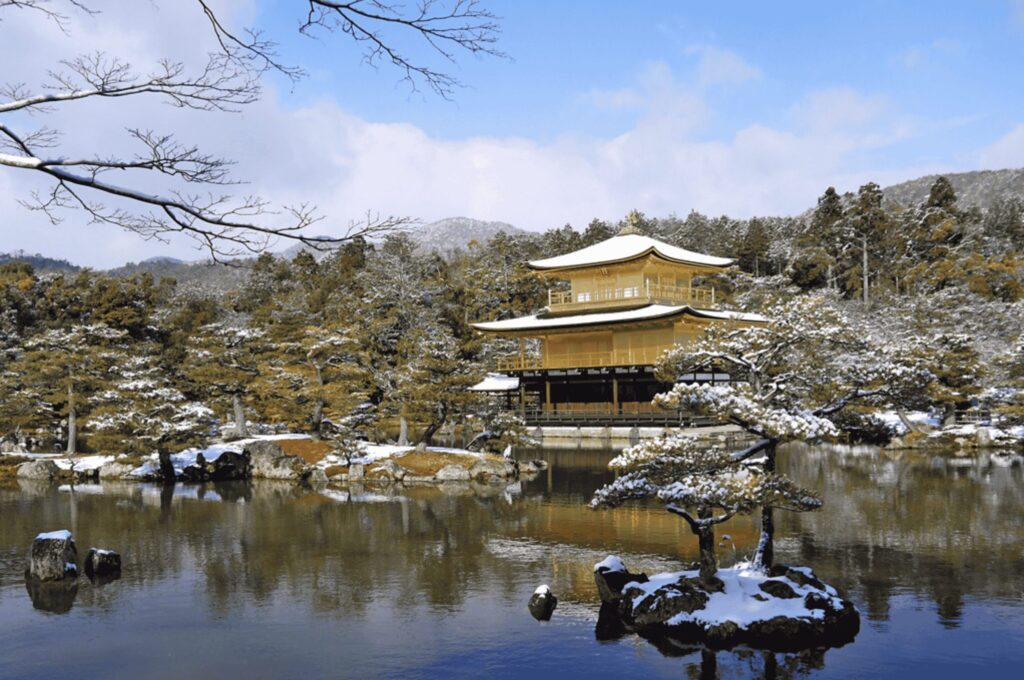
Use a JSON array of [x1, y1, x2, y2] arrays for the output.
[[52, 455, 114, 471]]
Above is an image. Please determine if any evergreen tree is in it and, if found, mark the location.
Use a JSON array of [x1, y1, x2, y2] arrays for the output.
[[183, 323, 268, 437]]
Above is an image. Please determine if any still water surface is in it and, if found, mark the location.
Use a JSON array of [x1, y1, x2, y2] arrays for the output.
[[1, 445, 1022, 679]]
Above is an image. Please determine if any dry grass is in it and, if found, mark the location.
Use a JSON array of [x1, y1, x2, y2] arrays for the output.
[[277, 438, 333, 464], [0, 456, 29, 482], [393, 450, 497, 476]]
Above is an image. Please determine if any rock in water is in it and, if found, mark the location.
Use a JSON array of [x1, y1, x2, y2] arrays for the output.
[[98, 461, 135, 480], [27, 530, 77, 581], [304, 467, 329, 488], [434, 464, 471, 481], [16, 460, 59, 480], [528, 585, 558, 621], [593, 555, 648, 605], [84, 548, 122, 579], [245, 441, 307, 480], [469, 458, 515, 482]]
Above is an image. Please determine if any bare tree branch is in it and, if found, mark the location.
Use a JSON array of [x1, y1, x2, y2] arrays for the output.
[[0, 0, 499, 257]]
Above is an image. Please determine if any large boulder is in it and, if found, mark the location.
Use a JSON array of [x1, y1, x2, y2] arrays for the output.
[[210, 450, 250, 481], [610, 562, 860, 651], [435, 464, 471, 482], [27, 530, 78, 581], [622, 576, 709, 628], [593, 555, 648, 605], [469, 458, 515, 482], [245, 441, 307, 481], [98, 462, 135, 480], [84, 548, 122, 580], [17, 460, 59, 480], [304, 467, 329, 488], [528, 585, 558, 621]]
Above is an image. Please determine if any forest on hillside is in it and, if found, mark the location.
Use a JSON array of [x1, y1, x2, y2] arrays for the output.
[[1, 176, 1022, 454]]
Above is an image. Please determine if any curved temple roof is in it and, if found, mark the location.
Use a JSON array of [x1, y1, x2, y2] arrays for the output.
[[527, 233, 734, 271], [473, 304, 766, 334]]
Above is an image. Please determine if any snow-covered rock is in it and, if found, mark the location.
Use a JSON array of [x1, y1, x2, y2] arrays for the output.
[[594, 554, 649, 605], [27, 530, 77, 581], [84, 548, 122, 580], [603, 558, 859, 651], [527, 584, 558, 621]]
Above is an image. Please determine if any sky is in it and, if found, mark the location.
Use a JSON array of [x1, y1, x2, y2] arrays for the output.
[[1, 0, 1024, 267]]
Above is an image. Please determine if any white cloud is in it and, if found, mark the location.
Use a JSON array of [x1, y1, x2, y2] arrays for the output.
[[979, 123, 1024, 169], [0, 3, 974, 268], [686, 45, 761, 87]]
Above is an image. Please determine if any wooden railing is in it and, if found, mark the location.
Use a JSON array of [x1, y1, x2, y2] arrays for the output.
[[497, 346, 672, 371], [547, 282, 716, 313], [519, 406, 721, 428]]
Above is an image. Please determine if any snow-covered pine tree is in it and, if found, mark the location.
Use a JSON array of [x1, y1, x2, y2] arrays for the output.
[[88, 342, 213, 453], [592, 435, 820, 581], [391, 323, 476, 445], [183, 322, 268, 438], [649, 294, 930, 569], [5, 324, 128, 453]]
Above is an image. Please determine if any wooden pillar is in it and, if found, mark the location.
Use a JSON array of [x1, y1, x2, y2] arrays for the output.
[[518, 383, 526, 418], [612, 376, 619, 415], [518, 337, 525, 368], [545, 380, 552, 412]]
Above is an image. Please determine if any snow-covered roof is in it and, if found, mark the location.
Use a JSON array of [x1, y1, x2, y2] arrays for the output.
[[528, 233, 734, 271], [469, 373, 520, 391], [473, 304, 766, 334]]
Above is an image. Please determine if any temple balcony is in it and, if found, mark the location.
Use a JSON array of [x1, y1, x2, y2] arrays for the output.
[[547, 282, 717, 314], [496, 346, 672, 372]]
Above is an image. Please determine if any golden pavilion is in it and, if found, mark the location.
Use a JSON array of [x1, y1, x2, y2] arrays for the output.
[[471, 223, 764, 425]]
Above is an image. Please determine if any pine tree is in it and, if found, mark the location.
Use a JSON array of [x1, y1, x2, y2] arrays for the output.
[[183, 323, 268, 437], [592, 436, 819, 581]]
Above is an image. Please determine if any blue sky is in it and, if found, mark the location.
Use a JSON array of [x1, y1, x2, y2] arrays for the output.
[[1, 0, 1023, 266], [259, 0, 1024, 168]]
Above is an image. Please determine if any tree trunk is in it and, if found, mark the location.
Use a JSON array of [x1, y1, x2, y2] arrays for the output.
[[232, 393, 248, 437], [697, 524, 718, 583], [65, 382, 77, 455], [398, 416, 409, 446], [897, 409, 920, 434], [158, 449, 176, 484], [419, 422, 438, 446], [942, 402, 957, 428], [308, 354, 324, 438], [754, 442, 778, 571], [310, 398, 324, 439], [861, 234, 869, 305]]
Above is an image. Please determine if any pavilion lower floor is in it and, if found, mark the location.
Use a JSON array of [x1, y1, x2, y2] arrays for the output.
[[501, 366, 730, 427]]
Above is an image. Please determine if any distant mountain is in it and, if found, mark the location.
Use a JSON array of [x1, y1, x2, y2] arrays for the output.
[[0, 251, 80, 273], [882, 168, 1024, 209], [410, 217, 525, 254]]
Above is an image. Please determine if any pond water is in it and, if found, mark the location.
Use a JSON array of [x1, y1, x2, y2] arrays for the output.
[[1, 444, 1023, 679]]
